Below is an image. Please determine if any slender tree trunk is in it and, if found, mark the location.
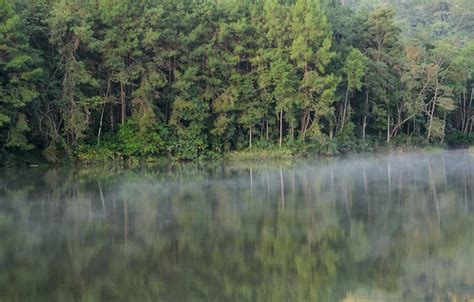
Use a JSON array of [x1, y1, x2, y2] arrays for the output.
[[98, 78, 111, 145], [279, 108, 283, 149], [301, 111, 306, 134], [266, 119, 269, 140], [97, 104, 105, 145], [427, 83, 440, 141], [427, 101, 436, 141], [441, 112, 447, 144], [386, 114, 390, 143], [390, 112, 419, 138], [362, 116, 367, 140], [340, 85, 350, 133], [465, 88, 473, 133], [395, 106, 402, 137], [249, 125, 252, 149], [362, 89, 369, 140], [110, 106, 115, 132], [120, 80, 126, 125], [461, 92, 466, 132], [301, 110, 310, 140]]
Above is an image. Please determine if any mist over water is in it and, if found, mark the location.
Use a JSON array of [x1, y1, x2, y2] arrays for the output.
[[1, 150, 473, 301]]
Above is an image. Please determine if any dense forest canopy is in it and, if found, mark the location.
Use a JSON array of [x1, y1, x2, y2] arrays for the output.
[[0, 0, 473, 163]]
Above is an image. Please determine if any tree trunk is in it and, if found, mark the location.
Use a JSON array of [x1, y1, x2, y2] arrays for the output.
[[98, 78, 111, 144], [340, 85, 350, 133], [465, 88, 473, 134], [460, 92, 466, 132], [427, 101, 436, 141], [110, 106, 115, 132], [386, 114, 391, 143], [249, 125, 252, 149], [441, 112, 447, 144], [266, 119, 269, 140], [97, 104, 105, 145], [427, 81, 440, 141], [301, 110, 310, 140], [120, 80, 126, 125], [362, 89, 369, 140], [362, 116, 367, 140], [301, 111, 307, 134]]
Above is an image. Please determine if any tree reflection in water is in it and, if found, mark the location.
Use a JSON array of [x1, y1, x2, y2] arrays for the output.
[[0, 151, 473, 301]]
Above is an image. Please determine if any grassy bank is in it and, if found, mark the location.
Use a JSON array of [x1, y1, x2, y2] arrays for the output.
[[227, 143, 447, 163]]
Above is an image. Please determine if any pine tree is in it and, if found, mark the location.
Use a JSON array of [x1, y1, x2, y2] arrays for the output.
[[0, 0, 42, 151], [290, 0, 338, 139]]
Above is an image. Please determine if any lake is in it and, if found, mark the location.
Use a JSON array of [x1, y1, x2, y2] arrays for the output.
[[0, 151, 473, 301]]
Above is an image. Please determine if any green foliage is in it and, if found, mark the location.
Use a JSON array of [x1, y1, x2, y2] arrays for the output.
[[75, 143, 117, 164], [0, 0, 41, 154], [445, 131, 474, 147], [117, 119, 169, 158], [5, 113, 33, 150], [229, 147, 293, 161], [1, 0, 474, 165], [171, 131, 208, 161], [343, 48, 366, 91]]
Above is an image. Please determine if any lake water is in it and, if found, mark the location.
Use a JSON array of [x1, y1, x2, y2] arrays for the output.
[[0, 151, 473, 301]]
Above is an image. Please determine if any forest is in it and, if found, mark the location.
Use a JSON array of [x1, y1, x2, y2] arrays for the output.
[[1, 0, 473, 164]]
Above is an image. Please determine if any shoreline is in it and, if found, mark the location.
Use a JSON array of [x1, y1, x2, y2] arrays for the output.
[[4, 145, 471, 170]]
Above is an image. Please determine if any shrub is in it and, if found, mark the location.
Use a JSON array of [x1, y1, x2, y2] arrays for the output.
[[117, 119, 169, 157]]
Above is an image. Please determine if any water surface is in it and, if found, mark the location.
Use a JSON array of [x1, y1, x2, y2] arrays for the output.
[[1, 151, 473, 301]]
